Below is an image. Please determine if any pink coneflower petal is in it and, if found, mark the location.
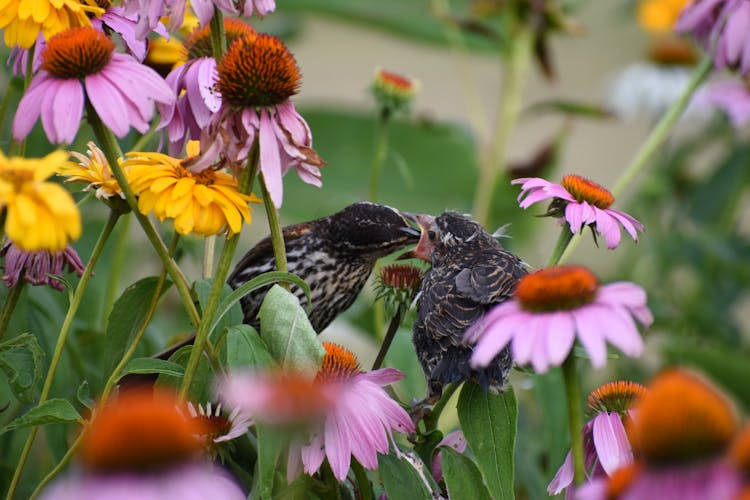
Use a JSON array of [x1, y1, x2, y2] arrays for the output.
[[546, 311, 576, 366], [258, 109, 284, 207], [13, 76, 57, 140], [360, 367, 405, 386], [325, 416, 352, 481], [548, 452, 574, 495], [86, 72, 132, 137], [510, 314, 541, 366], [301, 433, 325, 476], [592, 412, 633, 475], [572, 311, 608, 368], [603, 307, 645, 357]]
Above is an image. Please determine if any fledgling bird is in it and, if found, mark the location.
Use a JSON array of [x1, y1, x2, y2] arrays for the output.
[[228, 201, 421, 332], [409, 211, 528, 401]]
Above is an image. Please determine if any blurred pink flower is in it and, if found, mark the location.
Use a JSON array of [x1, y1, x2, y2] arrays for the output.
[[549, 381, 646, 497], [468, 266, 652, 372], [12, 27, 174, 144], [1, 240, 84, 291], [186, 33, 324, 208], [122, 0, 185, 38], [692, 80, 750, 127], [512, 175, 644, 249], [676, 0, 750, 76], [220, 343, 414, 483]]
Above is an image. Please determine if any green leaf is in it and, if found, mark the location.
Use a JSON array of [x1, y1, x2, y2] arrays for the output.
[[533, 368, 569, 475], [524, 99, 615, 119], [457, 383, 517, 500], [122, 358, 185, 378], [77, 380, 94, 409], [252, 425, 286, 500], [212, 271, 312, 333], [193, 279, 243, 340], [103, 277, 171, 370], [378, 453, 432, 500], [224, 324, 274, 369], [0, 333, 45, 403], [258, 285, 324, 373], [157, 346, 212, 401], [442, 447, 493, 500], [1, 399, 83, 434]]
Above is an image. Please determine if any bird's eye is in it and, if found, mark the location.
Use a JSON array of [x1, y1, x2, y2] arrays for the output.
[[428, 230, 437, 241]]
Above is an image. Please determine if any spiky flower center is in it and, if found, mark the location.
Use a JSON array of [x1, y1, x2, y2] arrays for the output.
[[42, 27, 115, 79], [587, 381, 647, 418], [627, 370, 737, 464], [515, 265, 599, 312], [316, 343, 361, 383], [380, 264, 423, 291], [185, 19, 257, 60], [561, 175, 614, 209], [216, 33, 301, 108], [81, 389, 205, 472], [374, 69, 416, 94]]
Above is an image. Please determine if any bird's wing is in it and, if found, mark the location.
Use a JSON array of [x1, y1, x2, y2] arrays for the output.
[[454, 250, 526, 305], [418, 272, 485, 348]]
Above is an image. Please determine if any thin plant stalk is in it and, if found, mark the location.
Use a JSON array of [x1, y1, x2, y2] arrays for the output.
[[6, 210, 120, 500], [102, 212, 131, 324], [369, 110, 389, 202], [546, 227, 574, 267], [351, 458, 373, 500], [0, 280, 25, 341], [29, 433, 83, 500], [259, 173, 288, 275], [180, 144, 259, 398], [371, 310, 402, 371], [562, 356, 585, 485], [87, 103, 200, 328], [472, 26, 534, 227]]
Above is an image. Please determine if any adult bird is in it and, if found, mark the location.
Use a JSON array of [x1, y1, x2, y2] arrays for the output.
[[228, 201, 422, 332], [409, 211, 528, 402]]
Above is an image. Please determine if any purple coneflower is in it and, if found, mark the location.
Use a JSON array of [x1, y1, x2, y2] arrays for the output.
[[163, 19, 256, 156], [220, 343, 414, 482], [40, 388, 244, 500], [512, 175, 644, 249], [185, 402, 252, 444], [577, 370, 743, 500], [1, 240, 85, 290], [191, 0, 275, 26], [467, 265, 652, 372], [548, 381, 646, 497], [12, 27, 175, 144], [692, 79, 750, 127], [676, 0, 750, 77], [121, 0, 185, 39], [187, 32, 325, 208]]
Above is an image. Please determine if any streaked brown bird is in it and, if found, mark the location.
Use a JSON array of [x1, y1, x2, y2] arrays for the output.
[[228, 201, 421, 332], [409, 211, 528, 401]]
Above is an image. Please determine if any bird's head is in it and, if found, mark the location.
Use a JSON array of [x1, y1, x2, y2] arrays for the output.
[[326, 202, 421, 258], [405, 211, 494, 262]]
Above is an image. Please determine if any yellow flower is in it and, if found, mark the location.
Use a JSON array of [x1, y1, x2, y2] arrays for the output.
[[124, 142, 260, 237], [0, 0, 102, 49], [0, 150, 81, 251], [637, 0, 689, 35], [60, 141, 123, 199]]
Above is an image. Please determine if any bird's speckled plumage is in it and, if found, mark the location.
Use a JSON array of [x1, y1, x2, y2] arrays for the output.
[[228, 201, 420, 332], [412, 211, 527, 399]]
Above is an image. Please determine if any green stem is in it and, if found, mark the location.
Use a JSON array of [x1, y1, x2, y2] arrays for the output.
[[371, 310, 401, 371], [259, 173, 288, 275], [5, 210, 120, 500], [611, 56, 712, 198], [369, 112, 389, 202], [28, 433, 83, 500], [87, 103, 200, 328], [202, 236, 216, 279], [102, 212, 131, 324], [424, 383, 459, 432], [0, 280, 25, 341], [562, 356, 584, 485], [102, 233, 180, 400], [472, 26, 534, 227], [545, 227, 574, 267], [179, 145, 258, 398], [210, 8, 227, 59], [351, 458, 373, 500]]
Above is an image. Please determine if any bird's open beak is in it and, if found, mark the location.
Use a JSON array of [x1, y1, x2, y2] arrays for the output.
[[399, 212, 437, 262]]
